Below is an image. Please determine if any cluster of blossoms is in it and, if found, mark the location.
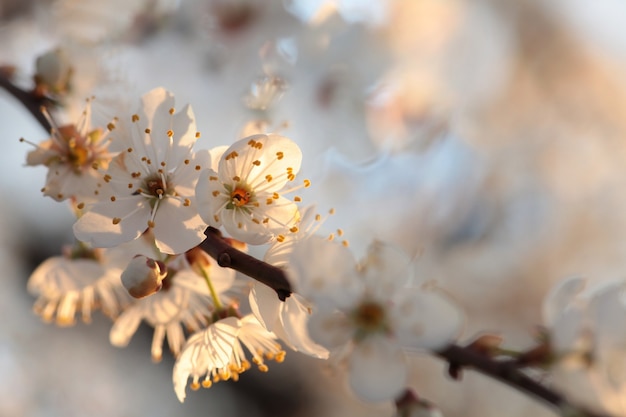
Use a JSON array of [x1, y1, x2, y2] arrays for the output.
[[23, 86, 461, 407]]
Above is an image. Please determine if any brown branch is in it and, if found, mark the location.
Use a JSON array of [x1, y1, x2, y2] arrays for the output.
[[436, 345, 611, 416], [199, 227, 292, 300], [0, 73, 52, 133]]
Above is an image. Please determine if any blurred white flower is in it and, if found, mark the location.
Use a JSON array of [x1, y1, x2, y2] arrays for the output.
[[22, 98, 116, 203], [109, 253, 235, 362], [172, 314, 284, 402], [196, 133, 305, 245], [26, 239, 153, 326], [287, 236, 462, 402], [51, 0, 144, 44], [73, 87, 208, 255]]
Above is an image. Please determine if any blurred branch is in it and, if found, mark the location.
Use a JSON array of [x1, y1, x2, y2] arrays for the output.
[[199, 226, 612, 417], [0, 72, 52, 133], [437, 344, 610, 417]]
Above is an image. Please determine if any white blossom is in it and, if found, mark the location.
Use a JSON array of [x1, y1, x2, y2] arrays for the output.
[[173, 314, 284, 403], [196, 133, 305, 245], [73, 87, 208, 255], [288, 236, 462, 402], [26, 239, 153, 326], [22, 98, 116, 203]]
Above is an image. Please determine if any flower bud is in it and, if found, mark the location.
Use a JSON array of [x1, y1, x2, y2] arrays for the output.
[[34, 48, 72, 96], [394, 389, 444, 417], [121, 255, 167, 299]]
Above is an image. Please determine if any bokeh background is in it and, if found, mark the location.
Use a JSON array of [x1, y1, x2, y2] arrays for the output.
[[3, 0, 626, 416]]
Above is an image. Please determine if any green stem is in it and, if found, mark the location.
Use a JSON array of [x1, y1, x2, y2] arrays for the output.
[[199, 266, 223, 310]]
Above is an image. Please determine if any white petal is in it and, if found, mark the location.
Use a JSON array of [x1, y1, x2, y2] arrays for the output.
[[307, 310, 352, 349], [281, 295, 329, 358], [249, 282, 281, 332], [73, 198, 151, 247], [393, 289, 462, 351], [361, 240, 413, 292], [590, 281, 626, 348], [152, 198, 206, 254], [110, 308, 142, 347], [222, 207, 276, 245], [219, 134, 302, 193], [543, 276, 586, 328], [348, 336, 407, 402], [288, 236, 361, 308], [196, 168, 226, 227]]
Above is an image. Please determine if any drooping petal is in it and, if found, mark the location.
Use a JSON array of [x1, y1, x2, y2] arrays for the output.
[[110, 308, 143, 347], [348, 336, 407, 402], [249, 282, 281, 332], [281, 294, 329, 358]]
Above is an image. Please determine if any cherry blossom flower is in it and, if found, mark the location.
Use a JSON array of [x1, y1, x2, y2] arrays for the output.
[[73, 87, 208, 255], [196, 133, 306, 245], [26, 238, 154, 326], [21, 98, 116, 203], [109, 253, 235, 362], [287, 236, 462, 402], [172, 314, 285, 402]]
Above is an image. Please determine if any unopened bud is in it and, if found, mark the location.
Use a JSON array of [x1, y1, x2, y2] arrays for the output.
[[394, 389, 443, 417], [121, 255, 167, 299], [34, 48, 72, 96]]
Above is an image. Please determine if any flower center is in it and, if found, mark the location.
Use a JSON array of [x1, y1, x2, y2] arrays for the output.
[[353, 301, 387, 333], [231, 187, 251, 207], [146, 176, 168, 198]]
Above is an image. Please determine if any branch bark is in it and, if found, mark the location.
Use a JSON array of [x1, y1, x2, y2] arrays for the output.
[[0, 73, 52, 133]]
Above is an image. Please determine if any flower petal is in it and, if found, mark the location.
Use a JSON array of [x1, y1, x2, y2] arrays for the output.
[[348, 336, 407, 402], [393, 288, 462, 351], [73, 198, 151, 248], [249, 282, 281, 332], [196, 168, 226, 227], [110, 308, 142, 347], [152, 198, 206, 254], [281, 294, 329, 358]]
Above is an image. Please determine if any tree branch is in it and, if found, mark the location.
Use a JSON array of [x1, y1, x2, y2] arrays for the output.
[[0, 73, 52, 133], [436, 344, 610, 417], [199, 227, 292, 300]]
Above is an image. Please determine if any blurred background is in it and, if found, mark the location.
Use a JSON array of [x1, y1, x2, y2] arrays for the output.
[[3, 0, 626, 416]]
